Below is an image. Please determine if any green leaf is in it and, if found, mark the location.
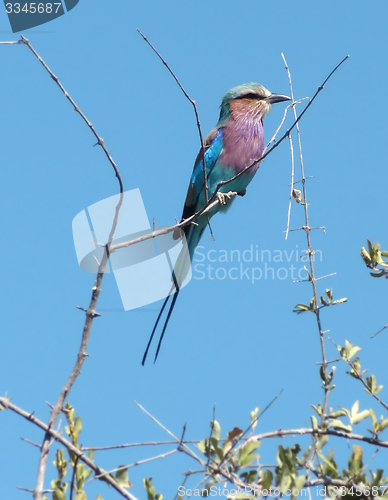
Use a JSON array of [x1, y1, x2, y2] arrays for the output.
[[371, 270, 386, 278], [250, 407, 260, 431], [315, 435, 329, 453], [328, 420, 352, 432], [346, 445, 363, 475], [366, 374, 383, 395], [95, 496, 104, 500], [348, 401, 370, 424], [53, 489, 66, 500], [331, 298, 348, 305], [211, 420, 221, 441], [76, 464, 85, 489], [361, 246, 372, 265], [279, 473, 292, 494], [238, 441, 261, 468], [83, 468, 93, 482], [325, 288, 333, 303], [197, 439, 207, 454], [311, 403, 322, 416], [74, 492, 87, 500], [74, 416, 82, 441], [240, 469, 257, 484], [318, 450, 338, 478], [293, 475, 307, 498], [338, 341, 361, 360], [373, 241, 382, 251], [320, 296, 327, 306], [115, 466, 132, 488], [378, 418, 388, 433], [144, 478, 156, 500], [294, 303, 310, 311], [328, 409, 346, 419], [258, 469, 273, 490]]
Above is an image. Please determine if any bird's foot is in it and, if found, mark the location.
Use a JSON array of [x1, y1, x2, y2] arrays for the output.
[[217, 192, 232, 206]]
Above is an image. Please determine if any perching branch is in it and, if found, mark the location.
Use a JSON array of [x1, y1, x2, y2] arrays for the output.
[[106, 56, 349, 256]]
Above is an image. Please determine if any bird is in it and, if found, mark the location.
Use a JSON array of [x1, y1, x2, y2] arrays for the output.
[[142, 83, 290, 365]]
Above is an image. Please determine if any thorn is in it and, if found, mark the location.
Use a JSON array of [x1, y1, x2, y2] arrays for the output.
[[93, 137, 104, 147]]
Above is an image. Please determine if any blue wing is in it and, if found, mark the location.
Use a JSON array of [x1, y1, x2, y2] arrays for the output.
[[181, 127, 224, 223]]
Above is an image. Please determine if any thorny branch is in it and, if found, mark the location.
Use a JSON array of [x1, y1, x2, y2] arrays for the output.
[[0, 397, 138, 500], [282, 52, 334, 421], [3, 36, 125, 500]]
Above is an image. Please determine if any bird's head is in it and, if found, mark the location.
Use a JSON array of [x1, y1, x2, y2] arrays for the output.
[[217, 83, 290, 126]]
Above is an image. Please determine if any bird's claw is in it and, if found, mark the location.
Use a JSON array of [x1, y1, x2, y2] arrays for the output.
[[217, 192, 232, 206]]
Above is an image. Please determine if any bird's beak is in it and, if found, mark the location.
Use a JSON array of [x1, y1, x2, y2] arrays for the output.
[[265, 93, 291, 104]]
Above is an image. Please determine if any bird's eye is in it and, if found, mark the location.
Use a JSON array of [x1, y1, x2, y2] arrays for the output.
[[237, 93, 259, 100]]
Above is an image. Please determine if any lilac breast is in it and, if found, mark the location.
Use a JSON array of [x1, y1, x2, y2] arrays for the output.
[[219, 110, 265, 176]]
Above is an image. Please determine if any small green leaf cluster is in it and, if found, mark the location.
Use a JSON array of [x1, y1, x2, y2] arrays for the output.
[[43, 402, 100, 500], [197, 418, 261, 494], [294, 289, 347, 314], [143, 477, 162, 500], [361, 239, 388, 278]]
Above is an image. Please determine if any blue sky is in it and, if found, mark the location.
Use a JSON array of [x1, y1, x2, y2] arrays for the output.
[[1, 0, 388, 498]]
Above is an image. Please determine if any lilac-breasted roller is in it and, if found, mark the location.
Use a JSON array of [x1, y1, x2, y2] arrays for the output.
[[142, 83, 290, 365]]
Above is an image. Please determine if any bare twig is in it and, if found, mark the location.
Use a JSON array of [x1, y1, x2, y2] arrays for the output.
[[371, 324, 388, 339], [285, 132, 295, 240], [21, 437, 42, 449], [19, 36, 123, 190], [134, 401, 205, 465], [136, 29, 213, 236], [81, 440, 199, 451], [93, 449, 177, 481]]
